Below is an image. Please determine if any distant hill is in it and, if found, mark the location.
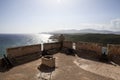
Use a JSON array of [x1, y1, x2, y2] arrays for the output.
[[42, 29, 120, 35]]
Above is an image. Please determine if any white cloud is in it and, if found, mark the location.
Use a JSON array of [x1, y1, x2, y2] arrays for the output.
[[110, 19, 120, 31], [76, 19, 120, 31], [77, 23, 110, 31]]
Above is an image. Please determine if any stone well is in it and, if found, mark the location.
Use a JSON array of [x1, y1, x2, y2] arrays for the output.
[[41, 55, 55, 68]]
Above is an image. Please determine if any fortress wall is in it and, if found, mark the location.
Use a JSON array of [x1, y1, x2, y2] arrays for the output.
[[76, 42, 102, 55], [107, 44, 120, 64], [5, 41, 120, 66], [63, 41, 73, 49], [22, 45, 41, 54], [7, 44, 41, 58], [43, 42, 61, 50], [107, 44, 120, 56]]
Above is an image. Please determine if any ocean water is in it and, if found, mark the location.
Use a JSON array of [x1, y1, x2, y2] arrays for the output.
[[0, 34, 52, 58]]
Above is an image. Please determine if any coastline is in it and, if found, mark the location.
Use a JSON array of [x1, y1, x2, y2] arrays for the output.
[[0, 33, 53, 58]]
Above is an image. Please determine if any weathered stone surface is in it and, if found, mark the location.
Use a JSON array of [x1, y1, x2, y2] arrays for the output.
[[7, 44, 41, 58], [63, 41, 73, 49], [41, 56, 55, 68], [107, 44, 120, 64], [76, 41, 102, 56], [0, 53, 115, 80], [43, 42, 60, 50]]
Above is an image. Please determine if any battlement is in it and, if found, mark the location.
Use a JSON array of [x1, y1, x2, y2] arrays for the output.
[[0, 41, 120, 67]]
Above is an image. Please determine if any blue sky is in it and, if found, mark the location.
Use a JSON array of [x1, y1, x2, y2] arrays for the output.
[[0, 0, 120, 33]]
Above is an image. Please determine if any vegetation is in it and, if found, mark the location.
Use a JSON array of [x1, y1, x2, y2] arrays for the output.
[[63, 34, 120, 46]]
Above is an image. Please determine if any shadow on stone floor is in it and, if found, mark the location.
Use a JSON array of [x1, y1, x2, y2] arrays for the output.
[[37, 64, 56, 73]]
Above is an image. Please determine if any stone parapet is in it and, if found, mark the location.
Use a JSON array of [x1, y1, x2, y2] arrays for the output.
[[43, 42, 60, 50], [76, 41, 102, 55], [107, 44, 120, 64], [63, 41, 73, 49], [7, 44, 41, 58]]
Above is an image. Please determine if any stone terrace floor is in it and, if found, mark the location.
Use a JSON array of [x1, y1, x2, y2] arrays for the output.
[[0, 53, 120, 80]]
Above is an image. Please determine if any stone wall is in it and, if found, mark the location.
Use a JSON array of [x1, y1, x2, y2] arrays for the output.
[[43, 42, 60, 50], [107, 44, 120, 64], [7, 44, 41, 58], [76, 42, 102, 55], [63, 41, 73, 49], [3, 41, 120, 66]]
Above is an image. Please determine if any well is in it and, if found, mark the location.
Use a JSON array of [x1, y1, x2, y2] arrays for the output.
[[41, 55, 55, 68]]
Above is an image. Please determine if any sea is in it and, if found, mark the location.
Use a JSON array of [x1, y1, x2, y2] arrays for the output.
[[0, 34, 53, 58]]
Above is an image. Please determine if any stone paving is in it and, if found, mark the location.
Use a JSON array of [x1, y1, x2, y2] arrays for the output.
[[0, 53, 117, 80]]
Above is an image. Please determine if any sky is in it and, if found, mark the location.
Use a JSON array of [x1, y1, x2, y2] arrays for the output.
[[0, 0, 120, 33]]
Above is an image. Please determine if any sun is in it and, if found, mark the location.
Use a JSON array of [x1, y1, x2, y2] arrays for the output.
[[57, 0, 61, 3]]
